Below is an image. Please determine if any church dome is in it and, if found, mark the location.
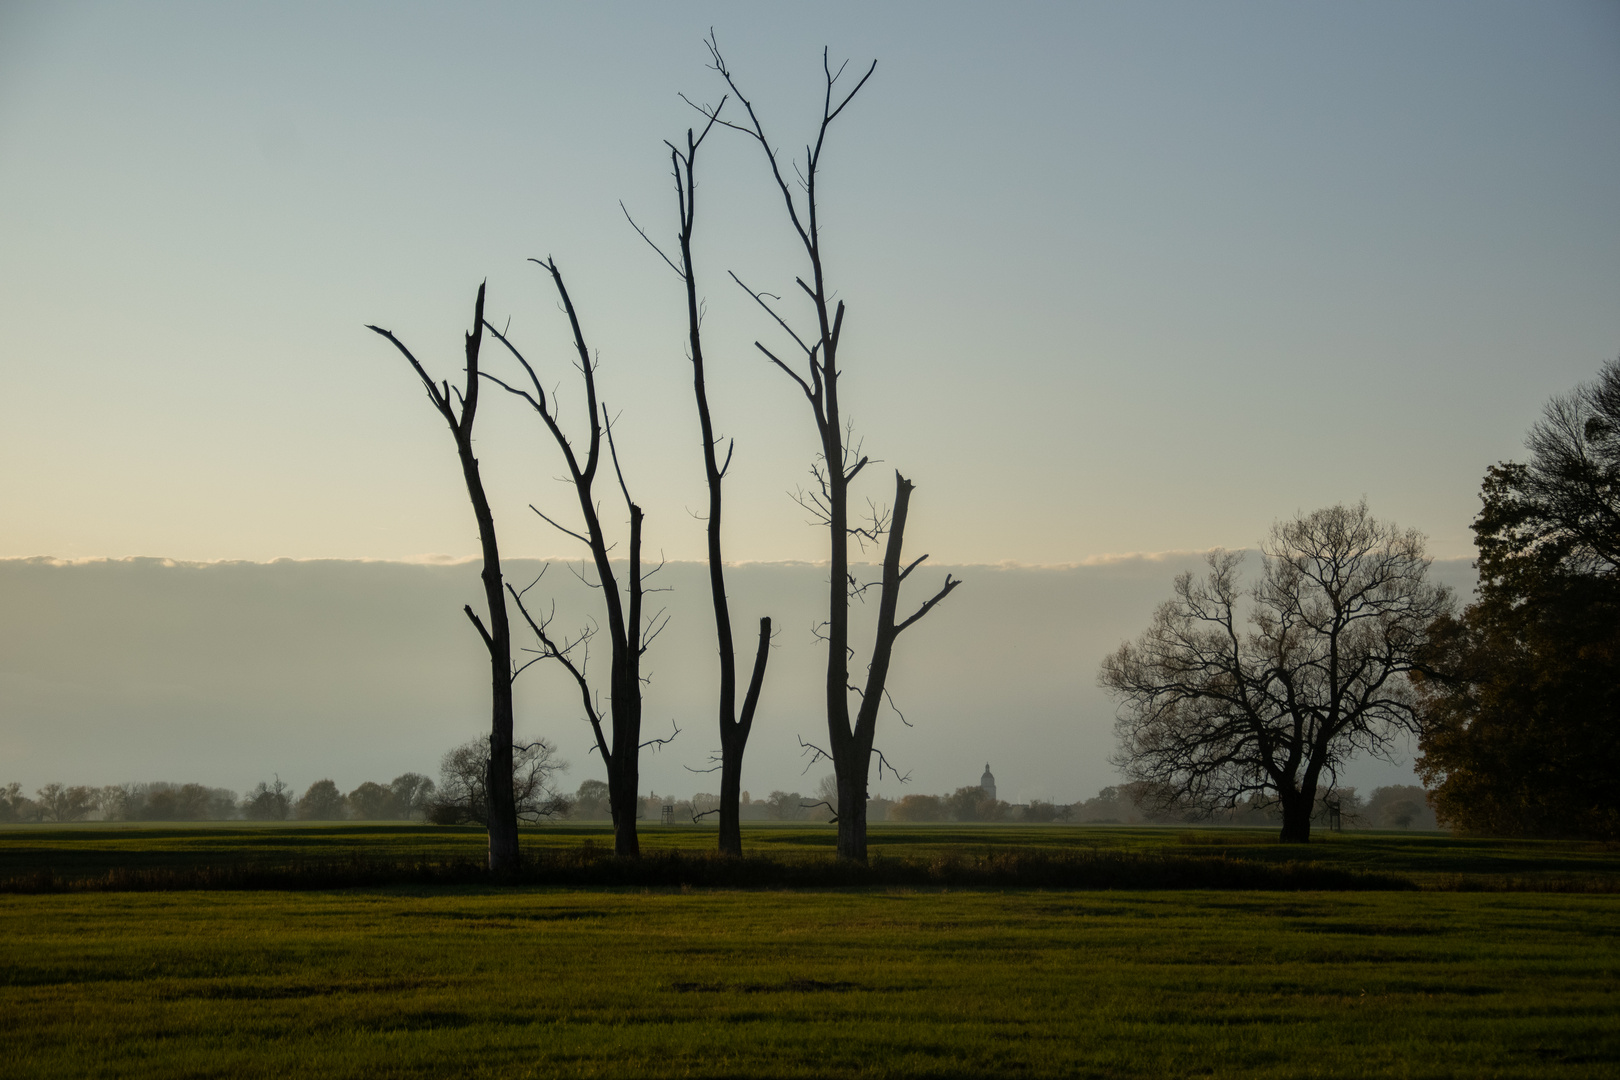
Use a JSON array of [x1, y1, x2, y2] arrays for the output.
[[980, 763, 996, 801]]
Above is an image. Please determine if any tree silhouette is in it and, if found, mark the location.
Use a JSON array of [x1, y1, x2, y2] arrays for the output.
[[368, 285, 521, 873], [481, 260, 672, 859], [697, 35, 959, 862], [1103, 503, 1451, 843], [1416, 359, 1620, 839], [626, 100, 773, 857]]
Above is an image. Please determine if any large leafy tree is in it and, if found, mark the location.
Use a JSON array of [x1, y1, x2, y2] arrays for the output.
[[1416, 359, 1620, 839]]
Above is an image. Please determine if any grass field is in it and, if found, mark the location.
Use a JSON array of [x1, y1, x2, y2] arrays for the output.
[[2, 824, 1618, 1077], [2, 821, 1616, 891]]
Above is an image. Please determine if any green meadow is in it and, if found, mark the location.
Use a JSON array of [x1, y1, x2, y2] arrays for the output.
[[2, 824, 1618, 1077], [2, 821, 1616, 890]]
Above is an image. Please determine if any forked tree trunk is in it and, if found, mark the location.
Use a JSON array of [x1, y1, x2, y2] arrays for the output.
[[368, 284, 520, 875], [704, 38, 958, 864], [481, 259, 657, 861], [715, 621, 770, 855], [656, 118, 773, 857]]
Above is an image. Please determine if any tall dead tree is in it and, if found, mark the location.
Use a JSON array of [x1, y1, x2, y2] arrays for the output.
[[367, 283, 521, 873], [626, 105, 773, 857], [481, 258, 668, 859], [701, 38, 960, 862]]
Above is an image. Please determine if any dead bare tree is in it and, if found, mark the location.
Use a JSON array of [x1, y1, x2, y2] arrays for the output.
[[481, 259, 671, 858], [697, 36, 960, 862], [625, 104, 773, 857], [367, 284, 521, 873]]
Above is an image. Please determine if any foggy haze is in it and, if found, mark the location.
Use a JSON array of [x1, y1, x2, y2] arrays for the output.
[[0, 554, 1475, 804]]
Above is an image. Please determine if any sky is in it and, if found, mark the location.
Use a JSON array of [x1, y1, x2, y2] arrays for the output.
[[1, 3, 1616, 800], [1, 1, 1616, 566]]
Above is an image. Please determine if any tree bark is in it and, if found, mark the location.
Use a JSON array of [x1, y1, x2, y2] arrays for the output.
[[835, 755, 871, 863], [1278, 791, 1313, 843]]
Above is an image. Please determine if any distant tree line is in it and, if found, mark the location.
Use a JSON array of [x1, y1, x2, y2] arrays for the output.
[[547, 778, 1438, 832], [0, 734, 573, 825], [0, 774, 438, 823], [3, 769, 1438, 833]]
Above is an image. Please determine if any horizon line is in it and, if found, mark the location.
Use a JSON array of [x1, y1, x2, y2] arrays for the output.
[[1, 549, 1480, 571]]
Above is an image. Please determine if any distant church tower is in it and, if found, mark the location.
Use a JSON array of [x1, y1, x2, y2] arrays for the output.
[[980, 763, 996, 802]]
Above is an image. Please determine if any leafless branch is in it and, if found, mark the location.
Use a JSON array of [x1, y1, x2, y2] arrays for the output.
[[640, 719, 681, 752], [620, 200, 684, 278], [463, 605, 494, 650], [530, 504, 591, 547], [800, 799, 837, 822], [730, 271, 815, 358], [796, 735, 834, 772], [872, 746, 910, 784], [895, 574, 961, 635]]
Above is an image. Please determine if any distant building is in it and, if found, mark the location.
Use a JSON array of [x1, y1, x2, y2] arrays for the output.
[[980, 764, 996, 802]]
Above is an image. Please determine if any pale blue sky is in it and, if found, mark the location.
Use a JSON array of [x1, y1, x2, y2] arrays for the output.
[[2, 0, 1617, 567]]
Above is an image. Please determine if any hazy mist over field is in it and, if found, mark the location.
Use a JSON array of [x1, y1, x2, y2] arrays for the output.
[[0, 555, 1475, 801]]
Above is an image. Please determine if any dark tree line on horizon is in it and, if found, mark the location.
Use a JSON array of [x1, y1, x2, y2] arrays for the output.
[[0, 772, 1440, 834], [0, 774, 434, 824]]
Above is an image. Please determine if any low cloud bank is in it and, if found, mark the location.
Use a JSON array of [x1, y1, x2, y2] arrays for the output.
[[0, 555, 1474, 803]]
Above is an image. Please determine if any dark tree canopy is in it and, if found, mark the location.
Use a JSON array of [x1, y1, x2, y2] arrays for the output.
[[1417, 359, 1620, 840], [1475, 357, 1620, 592], [1102, 503, 1451, 843], [294, 779, 347, 821]]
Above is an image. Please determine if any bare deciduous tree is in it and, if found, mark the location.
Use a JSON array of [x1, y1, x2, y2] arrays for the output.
[[1101, 502, 1452, 843], [35, 783, 97, 823], [368, 285, 521, 872], [698, 36, 960, 862], [482, 260, 672, 859], [428, 737, 569, 825], [626, 102, 773, 857]]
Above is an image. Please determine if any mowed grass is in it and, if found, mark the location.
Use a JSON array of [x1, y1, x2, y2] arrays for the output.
[[2, 821, 1617, 890], [3, 886, 1617, 1078]]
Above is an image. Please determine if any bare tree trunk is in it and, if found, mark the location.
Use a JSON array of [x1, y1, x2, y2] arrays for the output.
[[632, 116, 774, 856], [1280, 765, 1324, 843], [835, 756, 871, 863], [368, 284, 520, 874], [1278, 788, 1313, 843], [702, 37, 959, 864], [716, 622, 771, 853], [482, 260, 664, 860]]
